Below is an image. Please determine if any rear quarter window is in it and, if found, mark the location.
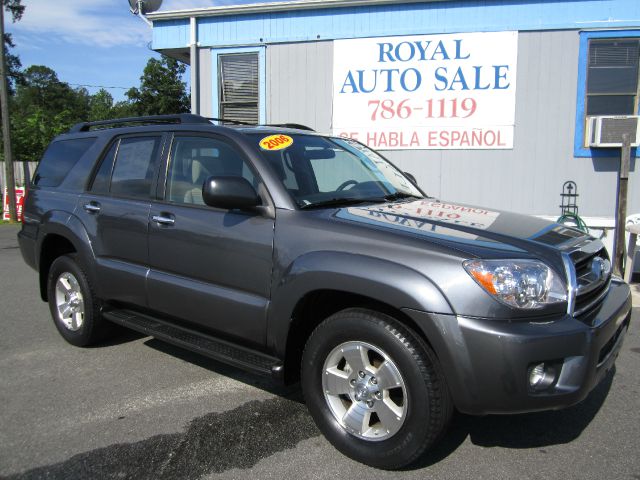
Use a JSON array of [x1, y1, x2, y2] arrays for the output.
[[33, 137, 96, 187]]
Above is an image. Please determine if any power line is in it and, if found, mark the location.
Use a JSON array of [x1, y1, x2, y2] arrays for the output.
[[69, 83, 129, 90], [68, 83, 188, 92]]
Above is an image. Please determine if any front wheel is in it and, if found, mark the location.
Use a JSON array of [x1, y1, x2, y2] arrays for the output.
[[301, 308, 452, 469]]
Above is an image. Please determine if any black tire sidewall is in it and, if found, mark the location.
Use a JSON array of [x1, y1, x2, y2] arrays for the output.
[[301, 309, 444, 469], [47, 255, 99, 347]]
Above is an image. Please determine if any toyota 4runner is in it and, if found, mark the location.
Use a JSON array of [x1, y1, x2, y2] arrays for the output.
[[18, 114, 632, 469]]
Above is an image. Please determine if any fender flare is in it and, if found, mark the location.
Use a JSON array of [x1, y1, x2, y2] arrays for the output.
[[36, 211, 96, 300], [267, 251, 453, 355]]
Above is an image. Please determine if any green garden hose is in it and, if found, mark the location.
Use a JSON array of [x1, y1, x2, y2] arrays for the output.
[[557, 213, 589, 233]]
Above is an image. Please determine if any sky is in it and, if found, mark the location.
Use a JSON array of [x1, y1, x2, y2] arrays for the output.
[[6, 0, 273, 101]]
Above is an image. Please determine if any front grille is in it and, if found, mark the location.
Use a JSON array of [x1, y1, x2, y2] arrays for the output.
[[570, 246, 611, 317]]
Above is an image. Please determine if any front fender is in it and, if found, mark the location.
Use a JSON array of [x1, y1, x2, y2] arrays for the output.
[[267, 251, 453, 355]]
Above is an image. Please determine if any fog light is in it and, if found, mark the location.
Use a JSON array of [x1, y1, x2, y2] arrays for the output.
[[528, 362, 557, 391], [529, 363, 546, 387]]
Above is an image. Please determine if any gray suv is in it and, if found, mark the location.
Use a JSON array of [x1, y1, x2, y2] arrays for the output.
[[18, 114, 632, 469]]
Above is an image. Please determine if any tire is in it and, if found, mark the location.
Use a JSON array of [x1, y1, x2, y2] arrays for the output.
[[301, 308, 452, 469], [47, 254, 112, 346]]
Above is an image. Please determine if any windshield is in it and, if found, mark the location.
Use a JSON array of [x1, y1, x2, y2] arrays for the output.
[[250, 134, 424, 208]]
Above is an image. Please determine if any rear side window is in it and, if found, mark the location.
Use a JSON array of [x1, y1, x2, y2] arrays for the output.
[[33, 137, 96, 187], [90, 142, 118, 194]]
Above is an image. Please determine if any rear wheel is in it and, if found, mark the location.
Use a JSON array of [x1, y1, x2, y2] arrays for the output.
[[301, 308, 452, 469], [47, 255, 112, 346]]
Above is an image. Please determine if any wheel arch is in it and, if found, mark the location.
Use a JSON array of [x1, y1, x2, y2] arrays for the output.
[[281, 289, 441, 384], [37, 213, 95, 302]]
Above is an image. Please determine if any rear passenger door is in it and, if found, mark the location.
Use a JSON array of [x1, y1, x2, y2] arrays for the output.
[[77, 134, 165, 307], [147, 133, 274, 347]]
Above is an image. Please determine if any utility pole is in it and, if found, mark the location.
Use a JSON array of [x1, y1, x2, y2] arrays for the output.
[[0, 4, 17, 222]]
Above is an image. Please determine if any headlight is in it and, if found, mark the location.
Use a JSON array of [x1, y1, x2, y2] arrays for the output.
[[463, 259, 567, 309]]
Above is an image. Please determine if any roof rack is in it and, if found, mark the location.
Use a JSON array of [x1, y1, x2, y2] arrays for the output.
[[68, 114, 317, 134], [68, 114, 211, 133], [208, 118, 315, 131], [266, 123, 315, 131], [206, 117, 255, 126]]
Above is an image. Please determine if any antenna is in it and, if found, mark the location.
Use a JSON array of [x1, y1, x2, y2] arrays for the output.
[[129, 0, 163, 25]]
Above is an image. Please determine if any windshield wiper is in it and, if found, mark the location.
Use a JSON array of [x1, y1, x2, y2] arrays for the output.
[[299, 197, 387, 210], [383, 192, 422, 201]]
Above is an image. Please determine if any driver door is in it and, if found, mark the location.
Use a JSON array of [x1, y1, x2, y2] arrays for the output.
[[147, 133, 274, 346]]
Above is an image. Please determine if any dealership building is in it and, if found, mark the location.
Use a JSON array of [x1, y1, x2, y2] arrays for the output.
[[146, 0, 640, 229]]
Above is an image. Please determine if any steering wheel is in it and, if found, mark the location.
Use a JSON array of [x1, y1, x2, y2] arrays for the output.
[[336, 180, 358, 191]]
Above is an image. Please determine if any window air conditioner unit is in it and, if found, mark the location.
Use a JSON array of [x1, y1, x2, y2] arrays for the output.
[[587, 115, 640, 148]]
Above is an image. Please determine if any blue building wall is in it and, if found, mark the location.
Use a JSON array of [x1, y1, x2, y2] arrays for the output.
[[153, 0, 640, 50]]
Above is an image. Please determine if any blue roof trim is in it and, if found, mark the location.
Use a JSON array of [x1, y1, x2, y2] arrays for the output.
[[153, 19, 190, 49], [152, 0, 640, 50], [574, 29, 640, 159]]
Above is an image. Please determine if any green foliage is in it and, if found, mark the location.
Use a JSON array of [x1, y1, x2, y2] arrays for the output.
[[2, 0, 25, 22], [3, 0, 25, 93], [126, 56, 190, 116], [7, 66, 134, 162], [2, 31, 189, 163], [4, 33, 22, 93]]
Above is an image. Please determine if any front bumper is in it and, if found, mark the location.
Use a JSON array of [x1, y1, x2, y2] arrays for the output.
[[404, 279, 632, 415]]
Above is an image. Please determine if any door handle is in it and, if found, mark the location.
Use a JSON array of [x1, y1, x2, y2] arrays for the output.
[[152, 214, 175, 226], [83, 202, 101, 214]]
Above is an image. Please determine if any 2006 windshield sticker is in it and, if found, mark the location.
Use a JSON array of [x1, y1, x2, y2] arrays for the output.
[[259, 134, 293, 151]]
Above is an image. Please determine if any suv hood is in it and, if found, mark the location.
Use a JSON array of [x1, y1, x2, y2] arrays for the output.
[[333, 198, 590, 256]]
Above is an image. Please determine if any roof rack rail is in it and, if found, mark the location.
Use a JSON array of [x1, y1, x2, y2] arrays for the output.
[[68, 114, 211, 133], [206, 117, 255, 126], [266, 123, 315, 131], [207, 117, 316, 131]]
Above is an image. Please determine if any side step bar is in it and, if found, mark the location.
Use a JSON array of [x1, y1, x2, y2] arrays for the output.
[[103, 309, 284, 380]]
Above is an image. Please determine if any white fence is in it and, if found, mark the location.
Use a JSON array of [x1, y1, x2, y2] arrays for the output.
[[0, 162, 38, 189]]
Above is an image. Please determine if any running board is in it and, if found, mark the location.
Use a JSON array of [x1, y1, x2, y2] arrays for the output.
[[103, 309, 284, 380]]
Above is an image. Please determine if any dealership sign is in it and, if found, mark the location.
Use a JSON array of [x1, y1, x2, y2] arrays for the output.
[[332, 31, 518, 150]]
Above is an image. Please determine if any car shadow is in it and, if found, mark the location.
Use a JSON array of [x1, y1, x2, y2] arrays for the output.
[[87, 326, 146, 348], [146, 336, 615, 467], [408, 367, 615, 470], [17, 336, 613, 479], [7, 395, 319, 480]]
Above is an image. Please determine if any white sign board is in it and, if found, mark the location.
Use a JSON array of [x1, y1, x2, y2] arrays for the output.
[[332, 32, 518, 150]]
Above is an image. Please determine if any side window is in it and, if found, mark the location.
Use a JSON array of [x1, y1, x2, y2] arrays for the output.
[[90, 141, 118, 194], [166, 136, 256, 206], [33, 137, 96, 187], [110, 137, 161, 198]]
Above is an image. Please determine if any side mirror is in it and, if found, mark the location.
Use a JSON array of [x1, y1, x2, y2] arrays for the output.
[[403, 172, 418, 186], [202, 176, 261, 210]]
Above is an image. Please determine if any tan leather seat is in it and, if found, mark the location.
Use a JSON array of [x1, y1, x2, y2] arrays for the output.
[[184, 159, 210, 205]]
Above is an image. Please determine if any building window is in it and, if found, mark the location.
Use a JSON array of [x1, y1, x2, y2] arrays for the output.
[[212, 47, 265, 125], [586, 39, 640, 116], [218, 53, 259, 124], [574, 30, 640, 157]]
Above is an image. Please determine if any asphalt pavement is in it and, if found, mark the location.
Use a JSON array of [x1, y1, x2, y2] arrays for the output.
[[1, 223, 639, 480]]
